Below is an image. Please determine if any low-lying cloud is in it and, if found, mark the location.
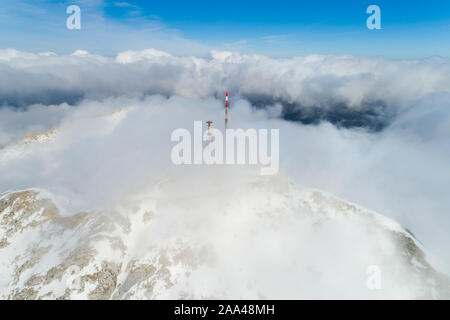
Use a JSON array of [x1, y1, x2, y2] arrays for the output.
[[1, 48, 449, 130], [0, 49, 449, 276]]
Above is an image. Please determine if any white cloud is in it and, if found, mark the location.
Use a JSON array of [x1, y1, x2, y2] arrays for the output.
[[0, 49, 448, 116], [113, 2, 139, 8], [0, 49, 449, 279]]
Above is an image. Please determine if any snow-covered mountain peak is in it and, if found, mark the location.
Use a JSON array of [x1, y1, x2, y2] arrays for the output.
[[1, 173, 448, 299]]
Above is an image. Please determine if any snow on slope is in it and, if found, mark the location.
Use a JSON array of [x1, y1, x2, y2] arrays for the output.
[[0, 98, 449, 299], [0, 104, 139, 168], [0, 170, 448, 299], [0, 130, 58, 163]]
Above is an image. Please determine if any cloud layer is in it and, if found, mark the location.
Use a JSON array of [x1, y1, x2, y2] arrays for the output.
[[1, 48, 449, 129], [0, 49, 449, 276]]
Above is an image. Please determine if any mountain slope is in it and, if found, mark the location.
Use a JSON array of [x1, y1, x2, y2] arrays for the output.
[[1, 172, 448, 299]]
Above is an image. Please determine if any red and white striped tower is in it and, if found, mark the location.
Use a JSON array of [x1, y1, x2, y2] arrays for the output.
[[225, 91, 229, 128]]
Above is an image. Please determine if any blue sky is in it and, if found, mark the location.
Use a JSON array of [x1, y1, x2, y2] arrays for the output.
[[1, 0, 449, 58]]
